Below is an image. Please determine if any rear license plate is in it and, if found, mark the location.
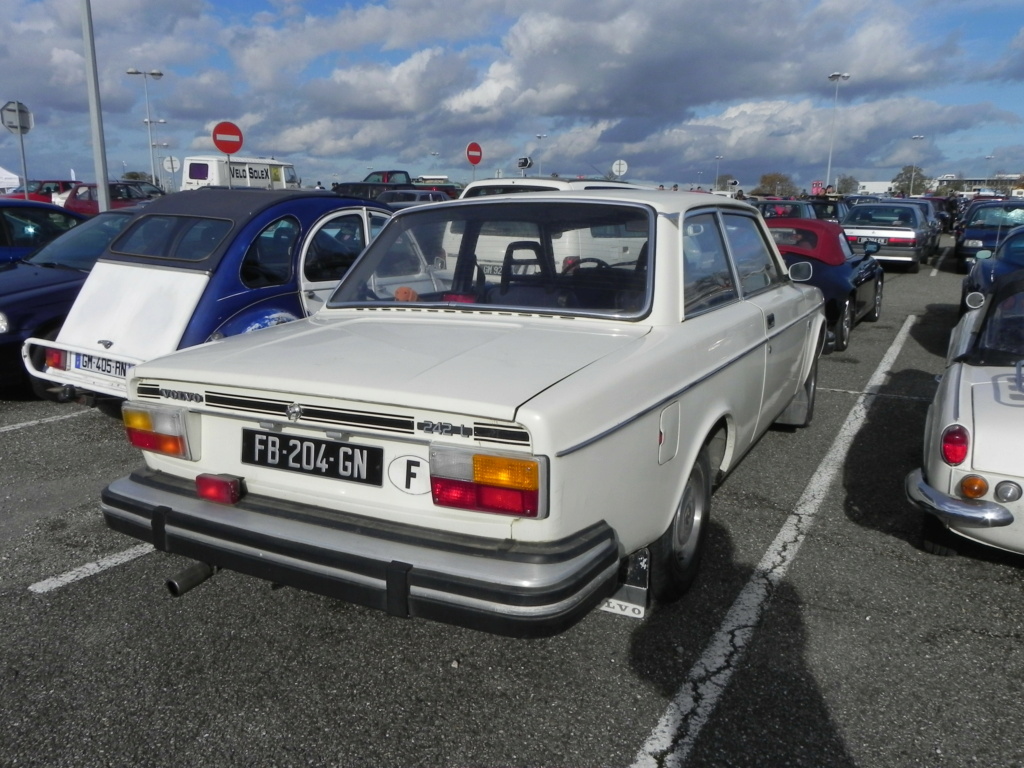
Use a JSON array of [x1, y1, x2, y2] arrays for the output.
[[858, 236, 888, 245], [240, 428, 384, 486], [74, 353, 133, 378]]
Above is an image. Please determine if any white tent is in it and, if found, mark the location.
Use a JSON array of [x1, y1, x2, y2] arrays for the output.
[[0, 164, 20, 192]]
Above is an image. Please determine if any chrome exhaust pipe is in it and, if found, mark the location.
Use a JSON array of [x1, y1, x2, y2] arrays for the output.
[[166, 561, 217, 597]]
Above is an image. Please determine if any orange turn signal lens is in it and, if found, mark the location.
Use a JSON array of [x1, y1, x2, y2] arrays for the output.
[[960, 475, 989, 499]]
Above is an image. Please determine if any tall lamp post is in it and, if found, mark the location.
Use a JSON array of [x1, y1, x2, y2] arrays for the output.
[[825, 72, 850, 192], [126, 67, 163, 185], [714, 155, 723, 190], [985, 155, 995, 190], [908, 135, 924, 196], [535, 134, 547, 177]]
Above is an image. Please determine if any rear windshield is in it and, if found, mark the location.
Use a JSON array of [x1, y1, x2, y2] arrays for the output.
[[112, 214, 232, 261], [328, 200, 653, 318]]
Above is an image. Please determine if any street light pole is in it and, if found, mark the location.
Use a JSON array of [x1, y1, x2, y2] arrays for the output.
[[825, 72, 850, 192], [985, 155, 995, 190], [909, 135, 924, 196], [714, 155, 723, 190], [536, 134, 547, 177], [126, 67, 163, 185]]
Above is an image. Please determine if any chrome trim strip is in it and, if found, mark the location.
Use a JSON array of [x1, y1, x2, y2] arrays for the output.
[[557, 301, 822, 458]]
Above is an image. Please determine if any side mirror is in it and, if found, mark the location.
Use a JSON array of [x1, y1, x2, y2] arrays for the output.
[[788, 261, 813, 282], [965, 292, 986, 310], [975, 249, 992, 261], [863, 241, 881, 256]]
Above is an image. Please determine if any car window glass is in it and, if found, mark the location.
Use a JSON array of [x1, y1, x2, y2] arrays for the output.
[[329, 201, 651, 316], [114, 214, 232, 260], [26, 212, 133, 269], [303, 213, 365, 283], [682, 212, 738, 315], [0, 206, 81, 248], [241, 216, 300, 287], [722, 213, 783, 295]]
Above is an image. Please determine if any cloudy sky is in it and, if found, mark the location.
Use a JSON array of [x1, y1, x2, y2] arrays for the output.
[[1, 0, 1022, 192]]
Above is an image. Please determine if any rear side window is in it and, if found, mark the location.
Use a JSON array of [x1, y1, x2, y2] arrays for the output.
[[722, 213, 783, 295], [241, 216, 300, 287], [187, 163, 210, 181], [0, 206, 81, 248], [114, 215, 231, 261]]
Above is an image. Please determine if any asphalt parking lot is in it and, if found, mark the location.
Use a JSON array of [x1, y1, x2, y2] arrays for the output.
[[2, 237, 1023, 767]]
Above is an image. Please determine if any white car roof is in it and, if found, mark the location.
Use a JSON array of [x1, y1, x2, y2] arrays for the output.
[[447, 187, 759, 217], [459, 177, 650, 197]]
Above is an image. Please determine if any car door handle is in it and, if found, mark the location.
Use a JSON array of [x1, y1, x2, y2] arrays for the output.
[[766, 312, 775, 329]]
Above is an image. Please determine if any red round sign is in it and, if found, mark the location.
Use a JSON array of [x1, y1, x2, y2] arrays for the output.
[[466, 141, 483, 166], [212, 121, 244, 155]]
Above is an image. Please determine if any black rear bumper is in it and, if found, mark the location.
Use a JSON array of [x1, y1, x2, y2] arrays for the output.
[[102, 467, 620, 637]]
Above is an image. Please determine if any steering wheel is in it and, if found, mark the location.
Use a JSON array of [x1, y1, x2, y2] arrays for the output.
[[576, 258, 610, 268]]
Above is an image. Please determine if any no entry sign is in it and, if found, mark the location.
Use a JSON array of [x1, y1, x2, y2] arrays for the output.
[[466, 141, 483, 166], [212, 121, 244, 155]]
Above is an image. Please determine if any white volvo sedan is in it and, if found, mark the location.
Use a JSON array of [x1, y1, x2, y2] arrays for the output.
[[101, 190, 825, 637]]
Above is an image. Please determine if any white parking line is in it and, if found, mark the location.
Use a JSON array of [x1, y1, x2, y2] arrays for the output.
[[28, 544, 154, 594], [631, 315, 918, 768], [0, 408, 93, 434]]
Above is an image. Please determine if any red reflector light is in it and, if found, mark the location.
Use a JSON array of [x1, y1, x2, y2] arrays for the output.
[[888, 237, 915, 246], [431, 478, 539, 517], [941, 425, 969, 465], [44, 348, 67, 370], [196, 473, 244, 504]]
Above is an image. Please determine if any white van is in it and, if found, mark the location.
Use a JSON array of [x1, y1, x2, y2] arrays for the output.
[[181, 156, 301, 191]]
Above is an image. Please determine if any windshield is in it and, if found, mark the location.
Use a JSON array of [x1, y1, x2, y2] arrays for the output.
[[25, 211, 134, 270], [328, 200, 653, 317]]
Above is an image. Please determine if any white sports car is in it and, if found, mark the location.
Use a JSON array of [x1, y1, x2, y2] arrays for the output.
[[906, 270, 1024, 555], [101, 189, 825, 636]]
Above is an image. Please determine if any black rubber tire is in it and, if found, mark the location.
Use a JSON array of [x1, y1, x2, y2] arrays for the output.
[[865, 277, 883, 322], [833, 298, 854, 352], [908, 258, 920, 274], [922, 514, 959, 557], [650, 447, 712, 602]]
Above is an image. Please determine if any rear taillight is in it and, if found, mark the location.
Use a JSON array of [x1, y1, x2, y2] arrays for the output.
[[123, 402, 194, 460], [430, 446, 545, 517], [888, 237, 916, 247], [45, 348, 67, 371], [940, 424, 969, 465]]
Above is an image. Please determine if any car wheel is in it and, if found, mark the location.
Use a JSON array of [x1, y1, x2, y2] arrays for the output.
[[28, 328, 61, 401], [908, 258, 920, 274], [922, 514, 959, 557], [865, 277, 883, 322], [650, 447, 712, 602], [833, 297, 854, 352], [775, 355, 817, 428]]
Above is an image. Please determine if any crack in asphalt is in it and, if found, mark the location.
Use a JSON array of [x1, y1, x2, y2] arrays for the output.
[[632, 315, 917, 768]]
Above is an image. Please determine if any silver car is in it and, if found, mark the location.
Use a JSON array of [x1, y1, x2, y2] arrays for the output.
[[840, 203, 931, 272]]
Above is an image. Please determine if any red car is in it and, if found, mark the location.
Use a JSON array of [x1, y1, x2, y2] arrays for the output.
[[1, 180, 77, 203], [62, 182, 157, 216]]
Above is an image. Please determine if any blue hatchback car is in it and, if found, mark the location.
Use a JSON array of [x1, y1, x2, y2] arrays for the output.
[[24, 188, 392, 404], [953, 200, 1024, 273], [960, 224, 1024, 314], [1, 209, 139, 396], [0, 198, 86, 264]]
